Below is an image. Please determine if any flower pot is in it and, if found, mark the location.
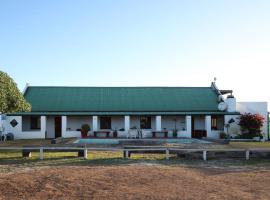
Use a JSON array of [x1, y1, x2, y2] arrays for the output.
[[81, 130, 88, 138]]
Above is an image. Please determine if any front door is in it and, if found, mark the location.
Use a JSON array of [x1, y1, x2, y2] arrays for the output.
[[55, 117, 62, 138]]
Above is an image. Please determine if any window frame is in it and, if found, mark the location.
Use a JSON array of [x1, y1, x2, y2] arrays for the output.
[[211, 116, 218, 130], [140, 116, 152, 129], [30, 116, 41, 130]]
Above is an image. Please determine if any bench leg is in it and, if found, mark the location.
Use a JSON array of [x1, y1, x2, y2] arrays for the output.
[[165, 149, 169, 160], [84, 148, 88, 159], [246, 150, 250, 160], [78, 150, 85, 157], [39, 148, 44, 160], [203, 150, 207, 161], [22, 151, 31, 158], [124, 150, 129, 159]]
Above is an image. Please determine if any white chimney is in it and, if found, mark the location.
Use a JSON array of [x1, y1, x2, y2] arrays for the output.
[[225, 95, 236, 112]]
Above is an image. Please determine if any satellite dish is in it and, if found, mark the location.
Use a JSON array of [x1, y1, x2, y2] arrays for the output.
[[218, 95, 224, 102], [218, 102, 228, 111]]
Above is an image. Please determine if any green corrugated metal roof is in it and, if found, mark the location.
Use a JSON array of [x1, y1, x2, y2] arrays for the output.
[[8, 111, 240, 116], [21, 86, 221, 113]]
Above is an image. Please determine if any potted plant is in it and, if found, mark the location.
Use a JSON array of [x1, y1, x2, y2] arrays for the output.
[[219, 132, 227, 139], [113, 128, 118, 138], [81, 124, 90, 138]]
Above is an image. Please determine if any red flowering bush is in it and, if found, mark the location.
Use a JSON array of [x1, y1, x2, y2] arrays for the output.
[[238, 113, 264, 138]]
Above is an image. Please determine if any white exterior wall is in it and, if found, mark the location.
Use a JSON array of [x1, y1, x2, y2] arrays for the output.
[[161, 116, 186, 130], [63, 116, 92, 138], [183, 116, 192, 138], [130, 116, 140, 128], [92, 116, 98, 131], [5, 116, 45, 139], [224, 115, 240, 136], [155, 116, 161, 131], [111, 116, 125, 130], [124, 116, 130, 131], [161, 116, 188, 137], [226, 97, 237, 112], [46, 116, 55, 139], [193, 116, 205, 130], [40, 116, 46, 138], [205, 116, 212, 137], [66, 116, 92, 131]]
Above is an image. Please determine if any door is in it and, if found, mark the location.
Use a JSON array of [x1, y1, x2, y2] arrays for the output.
[[55, 117, 62, 138]]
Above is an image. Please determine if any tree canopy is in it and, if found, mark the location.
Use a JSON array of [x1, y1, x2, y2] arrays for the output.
[[0, 71, 31, 113]]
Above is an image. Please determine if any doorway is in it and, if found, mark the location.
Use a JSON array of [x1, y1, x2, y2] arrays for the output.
[[55, 117, 62, 138], [191, 116, 207, 138]]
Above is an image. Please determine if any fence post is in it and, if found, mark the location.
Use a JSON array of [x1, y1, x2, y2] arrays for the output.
[[165, 149, 169, 160], [203, 150, 207, 161], [125, 150, 129, 159], [245, 150, 250, 160], [84, 147, 88, 159], [39, 147, 44, 160]]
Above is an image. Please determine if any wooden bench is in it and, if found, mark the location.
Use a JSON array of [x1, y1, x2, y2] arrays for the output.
[[22, 146, 87, 158], [94, 131, 111, 138], [123, 146, 167, 158], [152, 131, 168, 138], [51, 137, 64, 144]]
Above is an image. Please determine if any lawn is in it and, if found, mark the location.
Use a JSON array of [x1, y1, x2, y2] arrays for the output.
[[0, 139, 270, 199], [0, 139, 270, 170], [229, 141, 270, 148]]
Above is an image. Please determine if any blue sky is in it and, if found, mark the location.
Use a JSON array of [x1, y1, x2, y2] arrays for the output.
[[0, 0, 269, 103]]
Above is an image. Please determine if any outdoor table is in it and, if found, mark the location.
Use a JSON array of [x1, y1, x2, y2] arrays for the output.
[[94, 131, 111, 138], [151, 131, 168, 138]]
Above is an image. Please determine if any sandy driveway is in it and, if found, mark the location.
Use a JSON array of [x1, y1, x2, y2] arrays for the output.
[[0, 164, 269, 200]]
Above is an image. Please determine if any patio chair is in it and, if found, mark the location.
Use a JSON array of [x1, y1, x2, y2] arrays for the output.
[[127, 129, 138, 139], [141, 130, 148, 138]]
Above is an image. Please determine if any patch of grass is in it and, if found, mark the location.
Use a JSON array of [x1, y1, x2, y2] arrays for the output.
[[0, 150, 270, 170], [0, 140, 270, 173], [229, 142, 270, 149]]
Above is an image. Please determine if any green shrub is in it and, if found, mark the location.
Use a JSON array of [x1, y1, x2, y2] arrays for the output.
[[81, 124, 90, 132], [238, 113, 264, 139], [219, 132, 227, 139]]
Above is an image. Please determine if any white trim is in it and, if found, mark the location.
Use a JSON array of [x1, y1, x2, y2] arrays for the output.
[[186, 116, 192, 138], [22, 83, 30, 95], [124, 116, 130, 131], [93, 116, 98, 131], [155, 116, 161, 131]]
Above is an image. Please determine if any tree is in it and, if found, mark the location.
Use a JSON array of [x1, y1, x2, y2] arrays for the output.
[[238, 113, 264, 138], [0, 71, 31, 113]]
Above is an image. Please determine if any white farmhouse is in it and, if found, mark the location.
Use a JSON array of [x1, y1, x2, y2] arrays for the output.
[[1, 82, 269, 140]]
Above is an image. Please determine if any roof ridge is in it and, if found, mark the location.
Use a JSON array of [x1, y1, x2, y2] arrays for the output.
[[27, 86, 212, 89]]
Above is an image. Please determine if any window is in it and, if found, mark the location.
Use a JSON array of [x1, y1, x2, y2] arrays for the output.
[[211, 117, 217, 130], [30, 117, 41, 130], [140, 116, 151, 129], [100, 117, 111, 129]]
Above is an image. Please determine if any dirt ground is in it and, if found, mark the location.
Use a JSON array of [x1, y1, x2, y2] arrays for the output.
[[0, 164, 269, 200]]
